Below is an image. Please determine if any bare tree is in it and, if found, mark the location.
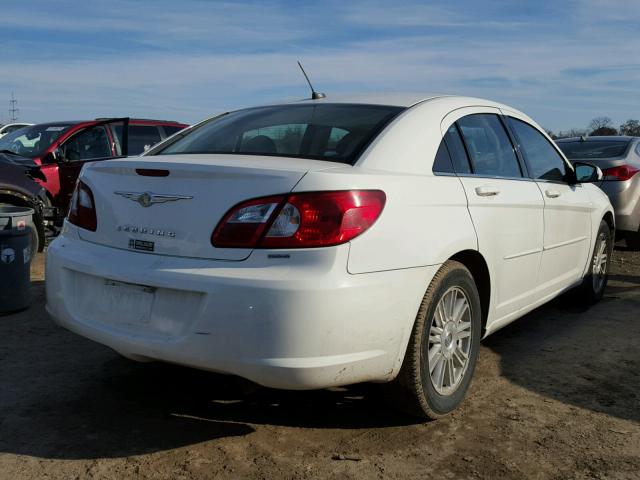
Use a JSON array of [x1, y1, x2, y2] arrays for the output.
[[619, 119, 640, 136], [589, 116, 618, 136], [589, 117, 613, 131]]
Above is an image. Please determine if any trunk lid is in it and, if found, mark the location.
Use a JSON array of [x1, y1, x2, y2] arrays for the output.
[[77, 154, 342, 260]]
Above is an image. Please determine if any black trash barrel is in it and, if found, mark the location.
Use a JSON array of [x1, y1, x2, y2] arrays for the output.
[[0, 206, 34, 313]]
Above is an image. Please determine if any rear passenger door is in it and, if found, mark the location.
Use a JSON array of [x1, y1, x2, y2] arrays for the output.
[[504, 114, 592, 294], [441, 109, 545, 324]]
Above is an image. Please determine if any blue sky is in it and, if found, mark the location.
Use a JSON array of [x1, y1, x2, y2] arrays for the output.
[[1, 0, 639, 131]]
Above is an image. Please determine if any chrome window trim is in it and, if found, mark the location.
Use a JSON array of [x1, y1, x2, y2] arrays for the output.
[[455, 173, 534, 182]]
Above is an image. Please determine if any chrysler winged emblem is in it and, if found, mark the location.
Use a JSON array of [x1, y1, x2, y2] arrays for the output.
[[114, 191, 193, 207]]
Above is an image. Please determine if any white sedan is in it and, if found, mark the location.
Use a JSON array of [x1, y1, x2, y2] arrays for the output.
[[46, 94, 613, 418]]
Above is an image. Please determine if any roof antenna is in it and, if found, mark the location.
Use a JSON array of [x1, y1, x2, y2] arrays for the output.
[[297, 61, 326, 100]]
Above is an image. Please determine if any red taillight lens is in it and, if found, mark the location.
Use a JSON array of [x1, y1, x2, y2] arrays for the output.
[[67, 180, 97, 231], [602, 165, 640, 181], [211, 195, 285, 247], [211, 190, 386, 249]]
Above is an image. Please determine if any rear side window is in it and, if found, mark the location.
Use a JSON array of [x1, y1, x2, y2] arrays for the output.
[[508, 118, 568, 182], [129, 125, 162, 155], [432, 141, 454, 173], [457, 114, 522, 178], [155, 104, 404, 165], [443, 124, 472, 174]]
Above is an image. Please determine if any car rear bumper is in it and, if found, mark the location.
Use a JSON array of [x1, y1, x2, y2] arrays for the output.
[[46, 223, 435, 389], [599, 180, 640, 233]]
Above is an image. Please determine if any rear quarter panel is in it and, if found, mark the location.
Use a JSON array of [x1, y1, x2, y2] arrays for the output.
[[294, 168, 476, 274], [580, 183, 616, 276]]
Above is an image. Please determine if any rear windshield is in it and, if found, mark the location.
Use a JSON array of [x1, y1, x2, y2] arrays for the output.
[[557, 140, 630, 159], [155, 104, 404, 164]]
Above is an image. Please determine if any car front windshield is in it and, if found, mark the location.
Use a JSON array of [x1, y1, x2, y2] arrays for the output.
[[0, 123, 73, 158], [557, 140, 631, 159], [155, 103, 404, 164]]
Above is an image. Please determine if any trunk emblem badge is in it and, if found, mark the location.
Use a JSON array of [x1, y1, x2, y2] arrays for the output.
[[114, 191, 193, 207]]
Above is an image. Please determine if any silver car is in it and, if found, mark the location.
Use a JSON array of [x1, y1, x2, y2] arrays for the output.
[[557, 136, 640, 250]]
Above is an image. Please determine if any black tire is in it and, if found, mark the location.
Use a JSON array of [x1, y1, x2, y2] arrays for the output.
[[389, 260, 482, 419], [626, 230, 640, 251], [33, 208, 46, 253], [580, 220, 612, 304]]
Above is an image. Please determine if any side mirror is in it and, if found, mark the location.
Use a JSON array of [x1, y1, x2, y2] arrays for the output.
[[573, 162, 603, 183]]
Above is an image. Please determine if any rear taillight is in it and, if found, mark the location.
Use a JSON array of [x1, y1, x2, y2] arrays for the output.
[[212, 190, 386, 249], [67, 180, 97, 231], [602, 165, 640, 181]]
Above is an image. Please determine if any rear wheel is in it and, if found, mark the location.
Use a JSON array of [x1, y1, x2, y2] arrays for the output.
[[389, 260, 482, 419], [580, 220, 612, 304]]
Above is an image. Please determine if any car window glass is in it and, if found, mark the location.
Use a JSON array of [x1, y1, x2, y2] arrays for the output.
[[6, 125, 25, 134], [156, 104, 404, 165], [557, 140, 630, 159], [325, 127, 350, 156], [0, 123, 72, 158], [128, 126, 162, 155], [508, 118, 568, 182], [240, 124, 307, 156], [63, 127, 111, 161], [443, 124, 472, 174], [457, 114, 522, 178], [432, 139, 454, 173], [163, 125, 185, 136]]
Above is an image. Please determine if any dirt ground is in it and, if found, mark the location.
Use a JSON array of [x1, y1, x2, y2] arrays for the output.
[[0, 246, 639, 480]]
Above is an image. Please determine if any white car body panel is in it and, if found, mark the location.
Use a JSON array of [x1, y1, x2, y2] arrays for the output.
[[293, 169, 476, 274], [77, 155, 343, 261], [47, 222, 436, 388], [457, 176, 544, 324], [45, 94, 614, 390]]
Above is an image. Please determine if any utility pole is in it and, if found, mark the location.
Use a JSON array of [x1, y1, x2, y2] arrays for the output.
[[9, 92, 19, 122]]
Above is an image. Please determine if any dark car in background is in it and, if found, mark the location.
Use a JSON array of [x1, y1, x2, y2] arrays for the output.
[[556, 136, 640, 249], [0, 118, 187, 221], [0, 154, 49, 253]]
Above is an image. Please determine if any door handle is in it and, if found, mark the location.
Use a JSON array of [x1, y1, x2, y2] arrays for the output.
[[475, 186, 500, 197], [545, 190, 561, 198]]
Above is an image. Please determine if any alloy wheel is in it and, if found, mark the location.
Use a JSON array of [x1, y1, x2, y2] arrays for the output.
[[592, 232, 608, 292], [428, 287, 473, 396]]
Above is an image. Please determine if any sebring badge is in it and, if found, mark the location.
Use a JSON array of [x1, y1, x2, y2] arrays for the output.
[[114, 191, 193, 207], [117, 225, 176, 237]]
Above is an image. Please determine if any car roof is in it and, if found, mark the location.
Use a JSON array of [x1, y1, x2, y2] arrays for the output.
[[556, 136, 637, 143], [25, 119, 188, 128], [290, 93, 446, 107], [209, 93, 517, 118], [281, 93, 518, 110]]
